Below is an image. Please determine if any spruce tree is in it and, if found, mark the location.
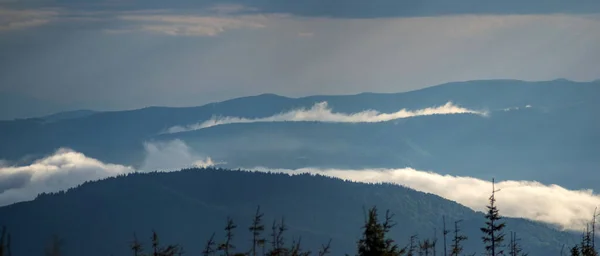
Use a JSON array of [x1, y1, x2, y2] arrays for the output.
[[249, 206, 266, 256], [218, 217, 237, 256], [450, 220, 467, 256], [202, 233, 216, 256], [508, 232, 527, 256], [480, 178, 506, 256], [356, 206, 405, 256], [130, 233, 143, 256]]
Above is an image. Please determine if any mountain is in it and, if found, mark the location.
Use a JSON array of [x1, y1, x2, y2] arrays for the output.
[[0, 168, 578, 256], [40, 110, 98, 123], [0, 79, 597, 189]]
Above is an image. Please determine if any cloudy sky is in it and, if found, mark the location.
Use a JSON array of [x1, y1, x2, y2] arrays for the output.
[[1, 0, 599, 119]]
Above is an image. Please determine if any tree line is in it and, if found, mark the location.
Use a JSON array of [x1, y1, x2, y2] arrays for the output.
[[0, 179, 597, 256]]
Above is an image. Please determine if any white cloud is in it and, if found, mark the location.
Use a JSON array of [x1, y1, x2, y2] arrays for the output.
[[503, 104, 533, 112], [0, 8, 59, 31], [247, 166, 600, 231], [0, 148, 134, 206], [0, 140, 219, 206], [166, 101, 487, 133], [141, 139, 223, 171]]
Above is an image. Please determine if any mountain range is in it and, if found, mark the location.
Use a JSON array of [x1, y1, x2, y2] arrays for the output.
[[0, 78, 598, 256], [0, 168, 580, 256]]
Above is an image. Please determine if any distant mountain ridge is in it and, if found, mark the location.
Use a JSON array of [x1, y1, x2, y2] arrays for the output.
[[0, 79, 598, 188], [0, 168, 579, 256]]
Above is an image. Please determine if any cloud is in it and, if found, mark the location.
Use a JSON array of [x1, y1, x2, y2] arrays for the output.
[[0, 140, 219, 206], [141, 139, 223, 171], [246, 166, 599, 231], [503, 104, 533, 112], [207, 4, 259, 14], [166, 101, 487, 133], [0, 5, 280, 36], [111, 10, 284, 36], [0, 148, 135, 206], [0, 8, 59, 31]]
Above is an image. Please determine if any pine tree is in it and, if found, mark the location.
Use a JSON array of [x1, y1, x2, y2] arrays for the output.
[[508, 232, 527, 256], [572, 245, 581, 256], [317, 239, 332, 256], [218, 217, 237, 256], [249, 206, 266, 256], [450, 220, 467, 256], [442, 216, 449, 256], [130, 233, 143, 256], [202, 233, 217, 256], [357, 206, 405, 256], [481, 178, 506, 256], [407, 235, 417, 256], [418, 238, 434, 256]]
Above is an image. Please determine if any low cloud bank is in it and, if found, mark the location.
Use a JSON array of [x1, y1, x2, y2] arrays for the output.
[[141, 139, 223, 171], [0, 148, 135, 206], [248, 167, 599, 231], [0, 140, 218, 206], [167, 101, 487, 133]]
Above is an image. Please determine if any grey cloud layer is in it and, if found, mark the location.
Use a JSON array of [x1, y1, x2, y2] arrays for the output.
[[0, 8, 59, 31], [0, 4, 284, 35], [2, 0, 599, 18], [166, 101, 487, 133]]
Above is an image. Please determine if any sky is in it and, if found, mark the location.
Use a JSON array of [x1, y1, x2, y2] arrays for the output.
[[1, 0, 600, 119]]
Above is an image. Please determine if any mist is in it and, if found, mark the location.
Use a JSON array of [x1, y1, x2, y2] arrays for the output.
[[167, 101, 486, 133], [0, 140, 218, 206], [2, 139, 596, 232], [141, 139, 222, 171], [0, 148, 135, 206], [248, 166, 600, 231]]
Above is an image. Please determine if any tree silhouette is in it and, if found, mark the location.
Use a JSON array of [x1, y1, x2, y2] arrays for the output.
[[249, 206, 266, 256], [508, 232, 527, 256], [130, 233, 143, 256], [450, 220, 467, 256], [357, 206, 405, 256], [480, 179, 506, 256], [442, 216, 449, 256], [218, 217, 237, 256], [202, 233, 216, 256], [0, 226, 9, 256]]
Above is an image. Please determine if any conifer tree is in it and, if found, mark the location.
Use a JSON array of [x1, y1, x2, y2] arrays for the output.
[[572, 246, 582, 256], [202, 233, 216, 256], [481, 179, 506, 256], [407, 235, 418, 256], [219, 217, 237, 256], [442, 217, 449, 256], [356, 206, 405, 256], [508, 231, 527, 256], [130, 233, 143, 256], [249, 206, 266, 256], [450, 220, 467, 256]]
